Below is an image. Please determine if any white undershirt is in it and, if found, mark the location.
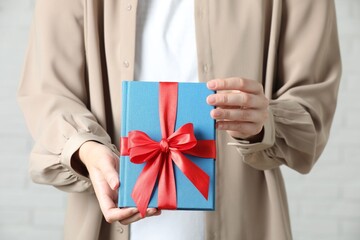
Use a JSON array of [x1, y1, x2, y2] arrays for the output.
[[131, 0, 205, 239]]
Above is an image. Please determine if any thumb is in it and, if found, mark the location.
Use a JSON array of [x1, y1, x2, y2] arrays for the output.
[[100, 155, 120, 191]]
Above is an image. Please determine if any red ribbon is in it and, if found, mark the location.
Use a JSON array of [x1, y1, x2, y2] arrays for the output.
[[120, 82, 216, 217]]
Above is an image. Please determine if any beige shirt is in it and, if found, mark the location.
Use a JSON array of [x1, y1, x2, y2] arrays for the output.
[[17, 0, 341, 240]]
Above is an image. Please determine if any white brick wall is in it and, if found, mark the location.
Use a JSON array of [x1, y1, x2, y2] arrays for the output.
[[0, 1, 66, 240], [0, 0, 359, 240], [282, 1, 360, 240]]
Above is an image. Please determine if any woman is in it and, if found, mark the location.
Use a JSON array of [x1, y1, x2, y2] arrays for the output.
[[18, 0, 341, 239]]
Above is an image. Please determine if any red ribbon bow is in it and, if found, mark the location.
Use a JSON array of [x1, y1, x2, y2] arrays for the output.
[[120, 82, 216, 217]]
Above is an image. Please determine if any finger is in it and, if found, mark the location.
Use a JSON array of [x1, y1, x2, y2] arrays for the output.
[[92, 177, 139, 224], [210, 108, 266, 122], [120, 208, 161, 225], [99, 157, 120, 190], [103, 207, 139, 224], [207, 78, 263, 94], [89, 170, 123, 222], [207, 92, 267, 109], [91, 176, 117, 210], [216, 121, 263, 138]]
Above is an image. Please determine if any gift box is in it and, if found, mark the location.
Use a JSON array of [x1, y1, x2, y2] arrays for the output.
[[118, 81, 216, 217]]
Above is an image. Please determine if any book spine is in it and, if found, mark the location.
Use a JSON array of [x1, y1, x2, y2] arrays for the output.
[[119, 81, 129, 207]]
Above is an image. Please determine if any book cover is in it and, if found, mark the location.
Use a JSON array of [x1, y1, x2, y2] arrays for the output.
[[119, 81, 216, 214]]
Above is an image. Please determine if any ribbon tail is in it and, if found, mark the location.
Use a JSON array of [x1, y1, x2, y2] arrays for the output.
[[131, 154, 163, 217], [170, 150, 210, 200], [158, 153, 177, 209]]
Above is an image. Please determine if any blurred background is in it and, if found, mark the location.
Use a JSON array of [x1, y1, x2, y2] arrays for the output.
[[0, 0, 359, 239]]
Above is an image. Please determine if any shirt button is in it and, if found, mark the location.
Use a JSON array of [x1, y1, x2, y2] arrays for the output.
[[127, 4, 132, 11], [203, 64, 208, 73], [123, 61, 130, 68], [116, 223, 124, 233], [198, 10, 204, 20]]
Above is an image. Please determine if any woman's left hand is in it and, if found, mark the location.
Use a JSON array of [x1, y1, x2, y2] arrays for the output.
[[206, 77, 269, 142]]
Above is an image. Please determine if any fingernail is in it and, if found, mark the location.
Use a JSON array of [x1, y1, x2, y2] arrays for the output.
[[213, 109, 221, 117], [147, 209, 157, 215], [132, 208, 139, 213], [110, 178, 119, 189], [154, 210, 162, 216], [207, 95, 216, 104], [110, 179, 115, 189], [207, 81, 216, 89]]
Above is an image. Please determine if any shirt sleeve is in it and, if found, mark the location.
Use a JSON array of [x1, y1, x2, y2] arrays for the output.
[[17, 0, 117, 192], [231, 0, 342, 174]]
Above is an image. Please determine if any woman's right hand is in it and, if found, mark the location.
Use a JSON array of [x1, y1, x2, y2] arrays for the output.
[[77, 141, 161, 225]]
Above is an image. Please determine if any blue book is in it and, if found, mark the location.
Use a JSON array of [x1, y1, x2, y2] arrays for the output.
[[119, 81, 215, 211]]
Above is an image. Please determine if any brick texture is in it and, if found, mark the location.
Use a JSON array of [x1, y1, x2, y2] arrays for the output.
[[282, 1, 360, 240], [0, 0, 359, 240]]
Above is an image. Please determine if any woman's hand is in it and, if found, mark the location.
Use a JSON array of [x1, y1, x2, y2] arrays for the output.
[[77, 141, 161, 225], [206, 78, 269, 142]]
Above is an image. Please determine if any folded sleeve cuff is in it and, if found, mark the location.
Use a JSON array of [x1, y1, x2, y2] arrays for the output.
[[226, 108, 285, 170], [60, 131, 119, 181], [227, 108, 275, 153]]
